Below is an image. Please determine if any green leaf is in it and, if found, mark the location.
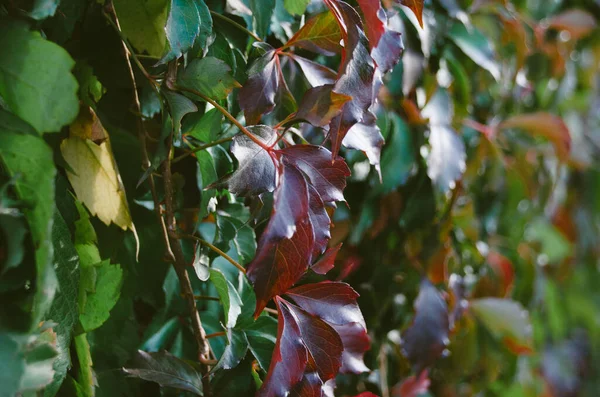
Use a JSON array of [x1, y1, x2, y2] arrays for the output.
[[470, 298, 533, 352], [284, 0, 310, 16], [210, 269, 243, 329], [0, 129, 57, 326], [123, 350, 203, 395], [212, 328, 249, 372], [43, 213, 80, 397], [0, 211, 27, 274], [113, 0, 169, 58], [250, 0, 275, 38], [30, 0, 60, 20], [245, 316, 277, 371], [185, 108, 224, 143], [0, 334, 24, 397], [196, 145, 233, 218], [178, 56, 241, 100], [76, 242, 123, 332], [0, 21, 78, 133], [163, 90, 198, 138], [160, 0, 203, 64], [195, 0, 212, 51], [448, 22, 500, 81], [215, 213, 257, 266], [375, 114, 415, 195], [140, 318, 181, 352]]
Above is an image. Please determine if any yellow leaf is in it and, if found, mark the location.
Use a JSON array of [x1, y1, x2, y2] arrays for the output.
[[62, 108, 139, 256]]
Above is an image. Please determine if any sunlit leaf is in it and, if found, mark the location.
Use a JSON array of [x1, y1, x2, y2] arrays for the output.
[[113, 0, 168, 58], [448, 21, 500, 81], [0, 21, 78, 134], [61, 108, 136, 232], [470, 298, 533, 354], [285, 11, 342, 56]]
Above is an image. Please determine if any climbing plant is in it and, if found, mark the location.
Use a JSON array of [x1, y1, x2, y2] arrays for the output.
[[0, 0, 599, 396]]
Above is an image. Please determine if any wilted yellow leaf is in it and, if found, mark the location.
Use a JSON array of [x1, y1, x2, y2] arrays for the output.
[[62, 108, 138, 252]]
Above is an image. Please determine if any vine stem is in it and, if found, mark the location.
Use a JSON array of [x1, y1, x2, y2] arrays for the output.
[[105, 1, 174, 262], [210, 11, 263, 43], [174, 85, 271, 152], [179, 233, 246, 274], [163, 129, 213, 394], [172, 136, 234, 164]]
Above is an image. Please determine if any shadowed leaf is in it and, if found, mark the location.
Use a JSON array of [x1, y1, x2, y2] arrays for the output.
[[402, 279, 449, 373], [123, 350, 203, 395]]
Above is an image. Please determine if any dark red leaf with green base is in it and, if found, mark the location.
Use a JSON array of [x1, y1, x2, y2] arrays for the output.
[[296, 85, 351, 127], [401, 279, 450, 373]]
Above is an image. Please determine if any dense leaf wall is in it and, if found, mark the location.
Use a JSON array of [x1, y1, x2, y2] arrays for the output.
[[0, 0, 599, 396]]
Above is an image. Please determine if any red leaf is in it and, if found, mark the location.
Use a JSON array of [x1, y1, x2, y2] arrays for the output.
[[285, 11, 343, 56], [279, 145, 351, 203], [398, 0, 424, 28], [296, 85, 351, 127], [325, 0, 376, 159], [239, 49, 280, 125], [286, 282, 370, 373], [546, 9, 597, 41], [498, 112, 571, 161], [392, 370, 430, 397], [258, 296, 344, 396], [402, 279, 450, 373], [247, 163, 312, 316], [288, 54, 337, 87], [354, 393, 380, 397], [487, 250, 514, 297], [356, 0, 403, 73], [311, 243, 342, 275]]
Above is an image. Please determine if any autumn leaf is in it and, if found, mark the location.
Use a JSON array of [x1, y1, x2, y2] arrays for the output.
[[61, 107, 136, 235], [398, 0, 424, 27], [498, 112, 571, 161], [284, 11, 342, 56], [258, 282, 368, 396]]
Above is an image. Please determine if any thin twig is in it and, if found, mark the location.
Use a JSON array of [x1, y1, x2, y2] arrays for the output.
[[102, 9, 156, 84], [106, 1, 174, 262], [172, 136, 234, 164], [206, 331, 226, 339], [210, 11, 263, 43], [179, 233, 246, 274], [162, 126, 213, 394], [175, 85, 271, 151], [263, 307, 278, 316]]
